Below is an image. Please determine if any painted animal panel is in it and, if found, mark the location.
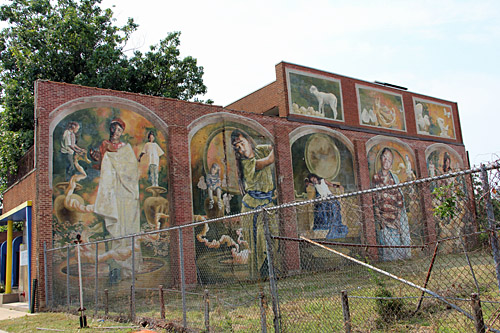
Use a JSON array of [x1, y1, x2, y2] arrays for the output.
[[287, 69, 344, 121], [414, 98, 456, 139], [357, 85, 406, 132]]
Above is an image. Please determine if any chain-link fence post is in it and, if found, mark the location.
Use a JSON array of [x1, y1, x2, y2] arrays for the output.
[[471, 293, 486, 333], [104, 289, 108, 316], [44, 242, 48, 309], [179, 228, 187, 328], [263, 208, 281, 333], [259, 292, 267, 333], [341, 290, 351, 333], [159, 285, 165, 319], [94, 244, 98, 316], [204, 289, 210, 331], [66, 246, 70, 311], [131, 235, 136, 322], [481, 165, 500, 293]]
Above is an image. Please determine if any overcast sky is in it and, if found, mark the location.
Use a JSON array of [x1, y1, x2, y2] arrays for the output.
[[29, 1, 500, 166]]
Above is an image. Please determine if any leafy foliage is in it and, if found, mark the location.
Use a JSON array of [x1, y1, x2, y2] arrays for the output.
[[0, 0, 211, 196], [0, 220, 24, 232], [432, 181, 464, 220]]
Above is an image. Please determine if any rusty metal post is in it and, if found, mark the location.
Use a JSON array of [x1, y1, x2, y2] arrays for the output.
[[481, 165, 500, 293], [415, 241, 440, 314], [159, 285, 165, 319], [471, 293, 485, 333], [262, 209, 281, 333], [94, 244, 98, 316], [204, 289, 210, 332], [130, 285, 134, 322], [104, 289, 108, 316], [66, 246, 70, 311], [131, 236, 136, 322], [341, 290, 351, 333], [259, 292, 267, 333]]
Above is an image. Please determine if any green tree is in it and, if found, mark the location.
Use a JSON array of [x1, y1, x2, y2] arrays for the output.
[[0, 0, 211, 195]]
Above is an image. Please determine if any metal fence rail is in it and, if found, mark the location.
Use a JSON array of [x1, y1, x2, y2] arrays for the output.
[[45, 161, 500, 332]]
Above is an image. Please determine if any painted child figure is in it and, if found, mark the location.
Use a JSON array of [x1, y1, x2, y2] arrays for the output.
[[206, 163, 223, 210], [138, 131, 165, 187], [61, 121, 86, 181]]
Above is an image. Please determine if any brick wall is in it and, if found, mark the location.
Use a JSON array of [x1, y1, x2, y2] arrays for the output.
[[3, 74, 469, 305]]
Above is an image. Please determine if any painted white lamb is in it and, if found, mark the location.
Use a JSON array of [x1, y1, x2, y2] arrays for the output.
[[309, 85, 338, 119]]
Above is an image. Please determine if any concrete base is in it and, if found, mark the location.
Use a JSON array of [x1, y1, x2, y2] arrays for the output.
[[1, 301, 29, 313], [0, 293, 19, 305]]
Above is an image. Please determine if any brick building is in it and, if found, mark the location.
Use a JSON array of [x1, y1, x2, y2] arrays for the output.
[[2, 62, 469, 309]]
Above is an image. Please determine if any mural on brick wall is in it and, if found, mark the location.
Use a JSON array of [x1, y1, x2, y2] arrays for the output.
[[367, 137, 421, 261], [52, 107, 169, 285], [291, 130, 360, 241], [426, 144, 470, 252], [414, 98, 456, 139], [287, 69, 344, 121], [357, 85, 406, 131], [191, 120, 279, 282]]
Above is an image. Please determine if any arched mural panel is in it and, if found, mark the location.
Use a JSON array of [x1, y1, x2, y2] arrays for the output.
[[52, 106, 170, 285], [190, 118, 278, 282], [426, 144, 471, 252], [290, 128, 360, 243], [367, 137, 421, 261]]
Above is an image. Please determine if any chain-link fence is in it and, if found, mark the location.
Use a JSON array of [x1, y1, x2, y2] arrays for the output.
[[45, 161, 500, 332]]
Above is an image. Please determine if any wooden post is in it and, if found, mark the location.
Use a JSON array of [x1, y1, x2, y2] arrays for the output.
[[204, 289, 210, 332], [259, 292, 267, 333], [104, 289, 108, 316], [471, 293, 485, 333], [159, 285, 165, 319], [341, 290, 351, 333]]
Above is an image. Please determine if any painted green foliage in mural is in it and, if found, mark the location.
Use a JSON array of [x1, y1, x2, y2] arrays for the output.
[[289, 71, 343, 121], [52, 107, 170, 287], [190, 121, 278, 282]]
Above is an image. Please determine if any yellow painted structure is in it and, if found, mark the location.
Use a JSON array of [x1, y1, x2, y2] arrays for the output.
[[5, 220, 12, 294]]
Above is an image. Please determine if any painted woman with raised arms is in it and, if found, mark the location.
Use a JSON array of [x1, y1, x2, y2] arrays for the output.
[[231, 129, 278, 279]]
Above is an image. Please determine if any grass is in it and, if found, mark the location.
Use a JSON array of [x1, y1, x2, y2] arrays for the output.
[[45, 247, 500, 332], [0, 312, 141, 333]]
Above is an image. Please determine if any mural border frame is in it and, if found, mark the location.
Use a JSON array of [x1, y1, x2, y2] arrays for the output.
[[412, 97, 457, 140], [48, 95, 168, 188], [356, 84, 407, 133], [285, 68, 345, 123]]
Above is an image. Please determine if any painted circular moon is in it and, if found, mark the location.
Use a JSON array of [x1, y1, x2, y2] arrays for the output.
[[305, 133, 340, 181]]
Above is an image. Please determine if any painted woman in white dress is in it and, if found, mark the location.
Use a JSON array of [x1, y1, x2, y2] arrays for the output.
[[90, 118, 141, 278]]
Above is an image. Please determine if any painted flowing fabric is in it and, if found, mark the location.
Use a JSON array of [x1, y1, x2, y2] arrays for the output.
[[372, 171, 411, 260], [240, 145, 278, 280], [94, 144, 141, 273], [312, 180, 348, 239]]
